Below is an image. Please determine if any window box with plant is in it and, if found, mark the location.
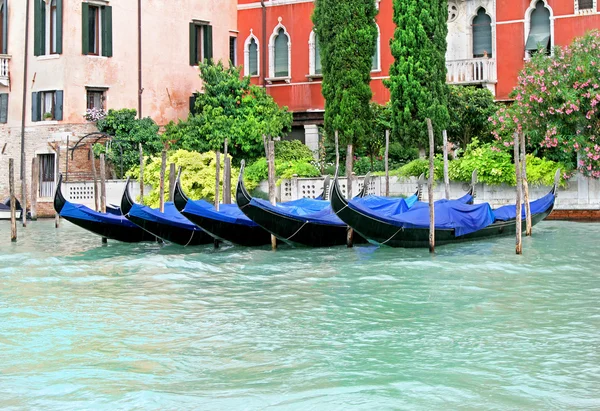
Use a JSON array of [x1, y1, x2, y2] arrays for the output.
[[43, 112, 53, 121]]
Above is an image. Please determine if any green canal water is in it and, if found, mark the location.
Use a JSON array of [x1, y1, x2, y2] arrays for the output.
[[0, 220, 599, 410]]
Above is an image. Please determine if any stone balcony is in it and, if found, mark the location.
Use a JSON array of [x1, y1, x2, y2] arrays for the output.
[[0, 55, 10, 87], [446, 57, 496, 94]]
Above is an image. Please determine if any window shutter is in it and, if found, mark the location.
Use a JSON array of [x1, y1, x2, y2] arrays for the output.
[[1, 1, 8, 54], [274, 29, 288, 77], [55, 0, 63, 54], [189, 94, 197, 114], [31, 92, 40, 122], [55, 90, 64, 121], [472, 9, 492, 57], [0, 93, 8, 123], [526, 3, 551, 52], [249, 39, 258, 76], [34, 0, 46, 56], [82, 2, 89, 55], [203, 25, 213, 61], [189, 23, 196, 65], [101, 6, 112, 57]]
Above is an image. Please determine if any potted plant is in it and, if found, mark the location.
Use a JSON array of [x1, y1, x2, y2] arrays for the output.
[[43, 112, 53, 121]]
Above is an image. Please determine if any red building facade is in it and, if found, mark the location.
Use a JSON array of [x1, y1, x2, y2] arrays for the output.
[[237, 0, 600, 147]]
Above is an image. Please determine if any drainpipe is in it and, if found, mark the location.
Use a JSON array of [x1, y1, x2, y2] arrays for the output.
[[260, 0, 266, 89], [21, 0, 31, 200], [137, 0, 142, 118]]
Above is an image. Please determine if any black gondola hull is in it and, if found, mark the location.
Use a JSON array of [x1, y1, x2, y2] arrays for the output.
[[60, 215, 158, 243], [125, 214, 213, 246], [179, 211, 272, 246]]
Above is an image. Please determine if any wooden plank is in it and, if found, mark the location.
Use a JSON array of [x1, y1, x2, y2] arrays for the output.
[[427, 119, 435, 253], [30, 157, 38, 220], [9, 158, 16, 242]]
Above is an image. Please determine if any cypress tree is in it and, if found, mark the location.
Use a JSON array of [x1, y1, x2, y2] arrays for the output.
[[386, 0, 450, 152], [312, 0, 378, 149]]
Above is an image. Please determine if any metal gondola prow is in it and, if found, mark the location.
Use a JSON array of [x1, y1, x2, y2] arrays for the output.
[[173, 170, 190, 212], [235, 160, 253, 206], [53, 173, 67, 214], [552, 168, 561, 197], [120, 177, 134, 216]]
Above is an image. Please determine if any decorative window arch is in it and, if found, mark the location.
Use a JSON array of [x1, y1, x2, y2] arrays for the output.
[[524, 0, 554, 58], [472, 7, 492, 58], [372, 23, 381, 72], [268, 18, 291, 79], [244, 30, 260, 77], [308, 29, 322, 76]]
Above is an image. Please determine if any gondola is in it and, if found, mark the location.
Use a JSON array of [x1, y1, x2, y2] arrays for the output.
[[53, 174, 158, 243], [330, 169, 559, 248], [173, 172, 332, 247], [120, 178, 214, 246], [236, 161, 369, 247], [0, 198, 22, 220]]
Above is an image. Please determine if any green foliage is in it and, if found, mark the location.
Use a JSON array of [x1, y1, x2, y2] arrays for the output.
[[244, 156, 321, 186], [95, 108, 163, 177], [163, 60, 292, 163], [386, 0, 450, 150], [390, 157, 443, 180], [126, 150, 243, 207], [244, 158, 268, 185], [354, 157, 385, 175], [312, 0, 378, 146], [274, 140, 314, 162], [386, 142, 419, 164], [447, 85, 497, 148], [448, 139, 515, 185]]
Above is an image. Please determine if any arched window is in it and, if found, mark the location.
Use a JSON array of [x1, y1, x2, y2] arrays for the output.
[[526, 1, 551, 55], [472, 8, 492, 58], [244, 32, 260, 77], [309, 29, 322, 76], [274, 28, 289, 77], [372, 24, 381, 72]]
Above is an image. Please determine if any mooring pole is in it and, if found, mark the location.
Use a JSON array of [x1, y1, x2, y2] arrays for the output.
[[334, 130, 340, 171], [55, 146, 61, 228], [345, 143, 354, 247], [138, 143, 144, 205], [159, 149, 166, 213], [514, 132, 523, 255], [520, 132, 532, 236], [30, 157, 38, 220], [213, 149, 221, 250], [90, 147, 99, 211], [99, 153, 107, 213], [169, 163, 176, 202], [427, 118, 435, 253], [443, 130, 450, 200], [267, 139, 277, 250], [9, 158, 16, 242], [385, 129, 390, 197], [223, 139, 231, 204]]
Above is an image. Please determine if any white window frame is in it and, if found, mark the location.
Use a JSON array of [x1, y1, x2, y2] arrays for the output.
[[371, 23, 381, 73], [524, 0, 554, 60], [244, 30, 260, 77], [574, 0, 597, 14], [308, 29, 322, 77], [41, 90, 56, 120], [267, 17, 291, 81], [470, 7, 495, 59]]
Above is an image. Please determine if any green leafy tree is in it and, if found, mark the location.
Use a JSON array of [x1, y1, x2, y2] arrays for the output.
[[386, 0, 450, 152], [312, 0, 378, 148], [164, 60, 292, 163], [95, 108, 163, 177], [447, 85, 497, 149]]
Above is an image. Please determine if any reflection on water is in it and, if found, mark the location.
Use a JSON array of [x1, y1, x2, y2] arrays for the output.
[[0, 220, 599, 409]]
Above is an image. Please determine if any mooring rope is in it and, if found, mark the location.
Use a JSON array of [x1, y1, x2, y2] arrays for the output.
[[286, 220, 309, 241], [381, 227, 404, 245], [183, 230, 196, 247]]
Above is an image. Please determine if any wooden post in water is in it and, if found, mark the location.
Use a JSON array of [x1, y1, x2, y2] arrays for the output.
[[334, 130, 340, 171], [427, 118, 435, 253], [514, 132, 523, 255], [138, 143, 144, 205], [442, 130, 450, 200], [159, 149, 166, 213], [223, 139, 231, 204], [21, 168, 27, 227], [346, 144, 354, 247], [385, 129, 390, 197], [30, 157, 38, 220], [520, 132, 532, 236], [267, 139, 277, 250], [90, 147, 99, 211], [55, 146, 61, 227], [9, 158, 16, 242], [169, 163, 176, 202], [214, 150, 221, 211], [99, 153, 107, 213]]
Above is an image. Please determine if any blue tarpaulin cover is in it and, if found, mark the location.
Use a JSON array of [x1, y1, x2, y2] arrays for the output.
[[183, 199, 260, 227], [249, 197, 344, 225], [128, 202, 203, 231], [60, 202, 139, 228], [493, 192, 555, 221]]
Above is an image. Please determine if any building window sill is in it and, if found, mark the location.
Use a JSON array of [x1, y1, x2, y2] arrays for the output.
[[37, 54, 61, 61], [265, 76, 291, 84], [306, 74, 323, 81], [33, 120, 59, 125], [371, 69, 382, 73]]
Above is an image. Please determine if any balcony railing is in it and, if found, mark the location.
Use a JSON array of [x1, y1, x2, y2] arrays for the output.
[[0, 55, 10, 87], [446, 57, 496, 85]]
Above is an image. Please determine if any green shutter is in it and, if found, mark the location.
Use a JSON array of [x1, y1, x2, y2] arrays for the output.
[[82, 2, 89, 55], [274, 29, 288, 77], [55, 0, 63, 54], [55, 90, 63, 121], [203, 25, 213, 61], [0, 93, 8, 123], [1, 1, 8, 54], [34, 0, 45, 56], [189, 23, 196, 65], [249, 39, 258, 76], [189, 94, 197, 114], [472, 9, 492, 57], [101, 6, 112, 57], [526, 2, 551, 52], [31, 92, 40, 122]]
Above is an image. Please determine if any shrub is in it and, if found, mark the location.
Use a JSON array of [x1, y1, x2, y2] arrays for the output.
[[275, 140, 314, 162]]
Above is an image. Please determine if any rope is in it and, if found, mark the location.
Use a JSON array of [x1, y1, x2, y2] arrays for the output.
[[286, 220, 309, 241], [183, 230, 196, 247], [381, 227, 404, 245]]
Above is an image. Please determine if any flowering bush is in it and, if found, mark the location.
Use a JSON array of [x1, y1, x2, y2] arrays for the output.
[[83, 107, 107, 122], [490, 30, 600, 177]]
